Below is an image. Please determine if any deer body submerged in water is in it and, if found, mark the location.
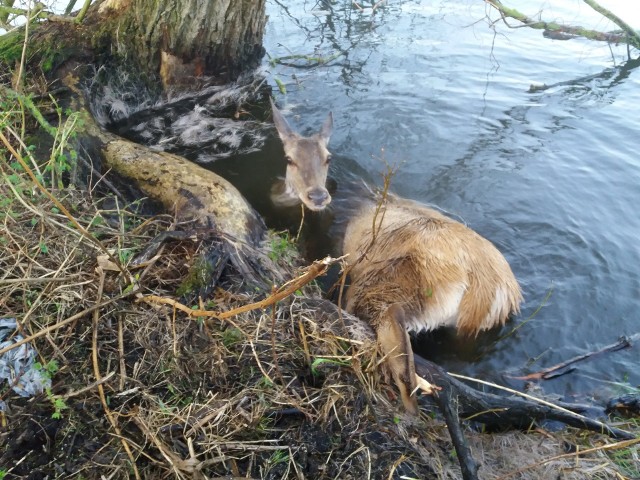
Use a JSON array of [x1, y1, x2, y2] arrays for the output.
[[270, 100, 522, 414]]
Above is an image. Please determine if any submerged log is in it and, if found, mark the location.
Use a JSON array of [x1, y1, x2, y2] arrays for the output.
[[299, 298, 635, 480]]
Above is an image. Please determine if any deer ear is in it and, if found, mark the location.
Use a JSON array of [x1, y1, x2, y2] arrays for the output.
[[270, 97, 294, 140], [320, 111, 333, 144]]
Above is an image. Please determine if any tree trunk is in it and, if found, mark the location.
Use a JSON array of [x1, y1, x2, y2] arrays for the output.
[[1, 0, 269, 244], [0, 0, 266, 230], [93, 0, 267, 87]]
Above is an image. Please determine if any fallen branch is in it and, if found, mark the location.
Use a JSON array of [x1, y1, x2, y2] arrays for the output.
[[510, 334, 635, 381], [140, 256, 343, 320], [485, 0, 640, 50], [414, 356, 634, 440], [583, 0, 640, 48], [427, 371, 479, 480], [412, 355, 636, 480]]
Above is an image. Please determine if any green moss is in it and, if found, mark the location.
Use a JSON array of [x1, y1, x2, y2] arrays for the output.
[[0, 29, 26, 65], [267, 231, 297, 263], [222, 327, 243, 348], [176, 256, 214, 297], [0, 24, 76, 74]]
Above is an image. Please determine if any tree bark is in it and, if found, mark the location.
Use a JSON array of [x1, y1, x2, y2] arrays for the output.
[[92, 0, 266, 87], [0, 0, 266, 282], [1, 0, 269, 243]]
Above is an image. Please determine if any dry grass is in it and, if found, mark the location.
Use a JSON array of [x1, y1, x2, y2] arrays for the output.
[[0, 118, 637, 480]]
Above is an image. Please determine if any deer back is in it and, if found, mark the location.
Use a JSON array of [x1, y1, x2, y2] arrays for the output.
[[344, 197, 522, 337]]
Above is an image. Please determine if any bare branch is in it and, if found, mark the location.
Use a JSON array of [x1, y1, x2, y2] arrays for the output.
[[485, 0, 640, 50]]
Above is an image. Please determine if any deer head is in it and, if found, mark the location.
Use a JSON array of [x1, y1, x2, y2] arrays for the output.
[[270, 98, 333, 211]]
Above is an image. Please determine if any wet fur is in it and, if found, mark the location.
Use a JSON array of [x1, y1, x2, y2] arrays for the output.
[[269, 102, 522, 414], [343, 195, 522, 413]]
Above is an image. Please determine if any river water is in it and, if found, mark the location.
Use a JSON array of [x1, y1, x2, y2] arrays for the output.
[[255, 0, 640, 403]]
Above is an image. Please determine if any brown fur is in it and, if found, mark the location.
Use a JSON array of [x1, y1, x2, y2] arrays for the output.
[[269, 101, 522, 414], [270, 99, 333, 211], [343, 196, 522, 413]]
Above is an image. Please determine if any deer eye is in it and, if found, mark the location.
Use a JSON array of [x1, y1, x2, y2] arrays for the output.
[[285, 155, 295, 166], [325, 154, 332, 165]]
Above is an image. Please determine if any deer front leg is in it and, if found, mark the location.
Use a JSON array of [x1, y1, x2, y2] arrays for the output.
[[377, 304, 419, 415]]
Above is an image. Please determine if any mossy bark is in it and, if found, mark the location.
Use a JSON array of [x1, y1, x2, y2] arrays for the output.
[[91, 0, 267, 86], [2, 1, 268, 245], [1, 1, 266, 85]]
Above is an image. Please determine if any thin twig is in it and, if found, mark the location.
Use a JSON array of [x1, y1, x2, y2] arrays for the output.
[[450, 372, 601, 422], [140, 256, 341, 319], [294, 203, 305, 243], [118, 314, 126, 391], [62, 371, 116, 399], [131, 413, 192, 479], [0, 276, 82, 285], [496, 436, 640, 480], [0, 290, 137, 357], [92, 268, 141, 480], [511, 335, 636, 381]]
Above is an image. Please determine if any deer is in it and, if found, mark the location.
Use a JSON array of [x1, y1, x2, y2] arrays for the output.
[[270, 99, 333, 212], [270, 99, 523, 415]]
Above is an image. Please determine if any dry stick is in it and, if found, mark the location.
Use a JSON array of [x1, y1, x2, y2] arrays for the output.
[[331, 164, 395, 308], [91, 268, 141, 480], [451, 373, 603, 420], [14, 0, 31, 92], [0, 131, 128, 277], [171, 306, 178, 358], [6, 125, 44, 175], [62, 371, 116, 399], [131, 414, 192, 479], [496, 436, 640, 480], [0, 290, 136, 357], [117, 314, 126, 391], [583, 0, 640, 48], [446, 372, 633, 439], [0, 276, 83, 285], [431, 384, 479, 480], [294, 203, 305, 243], [270, 299, 286, 386], [510, 335, 635, 381], [140, 256, 341, 319], [335, 265, 349, 334], [486, 0, 639, 48]]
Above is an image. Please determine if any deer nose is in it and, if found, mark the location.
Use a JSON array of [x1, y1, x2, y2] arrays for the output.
[[307, 188, 330, 207]]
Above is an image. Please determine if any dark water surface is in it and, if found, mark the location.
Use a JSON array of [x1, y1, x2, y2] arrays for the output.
[[258, 0, 640, 402]]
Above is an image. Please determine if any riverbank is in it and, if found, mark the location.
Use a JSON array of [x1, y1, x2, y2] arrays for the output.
[[1, 122, 638, 478]]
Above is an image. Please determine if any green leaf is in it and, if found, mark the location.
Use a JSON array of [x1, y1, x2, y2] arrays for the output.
[[275, 77, 287, 94]]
